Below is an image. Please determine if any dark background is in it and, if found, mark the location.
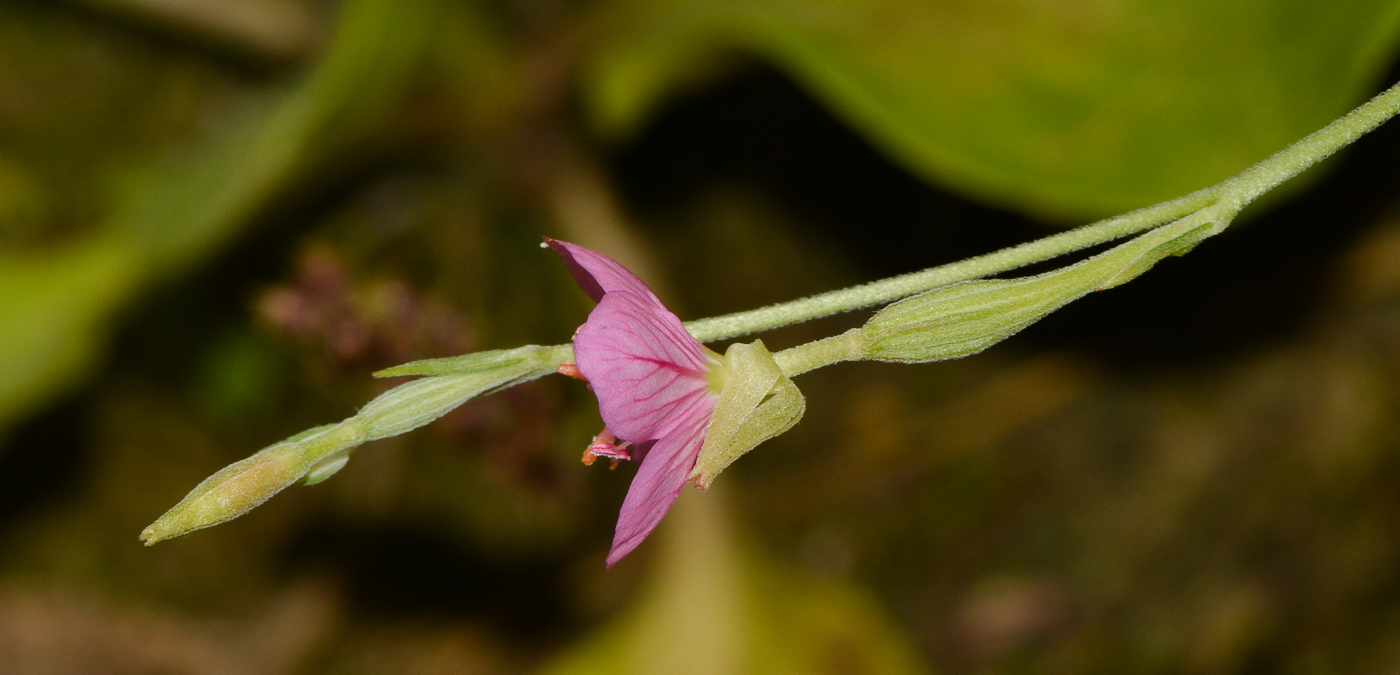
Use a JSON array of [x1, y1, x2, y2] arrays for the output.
[[4, 0, 1400, 672]]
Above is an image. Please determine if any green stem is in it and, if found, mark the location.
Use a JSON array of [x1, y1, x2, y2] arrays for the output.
[[683, 79, 1400, 343], [390, 81, 1400, 380], [772, 328, 864, 377], [685, 191, 1211, 342], [1217, 79, 1400, 210]]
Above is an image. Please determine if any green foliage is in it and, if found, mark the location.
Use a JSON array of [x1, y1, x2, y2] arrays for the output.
[[583, 0, 1400, 219], [0, 157, 48, 242], [539, 494, 931, 675], [0, 239, 137, 432], [0, 0, 439, 437]]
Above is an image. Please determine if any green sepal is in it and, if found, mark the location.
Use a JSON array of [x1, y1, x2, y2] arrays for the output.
[[372, 344, 571, 378], [690, 340, 805, 490], [300, 452, 351, 486], [358, 358, 556, 440], [1094, 215, 1217, 290]]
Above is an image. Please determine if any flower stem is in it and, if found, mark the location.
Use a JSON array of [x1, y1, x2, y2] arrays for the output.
[[1216, 79, 1400, 210], [684, 192, 1210, 342], [773, 329, 864, 377], [684, 79, 1400, 343]]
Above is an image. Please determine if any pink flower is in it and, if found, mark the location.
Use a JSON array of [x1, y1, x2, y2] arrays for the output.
[[546, 239, 721, 567]]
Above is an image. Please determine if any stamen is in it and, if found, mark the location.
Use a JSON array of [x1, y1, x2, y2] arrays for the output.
[[581, 428, 632, 466]]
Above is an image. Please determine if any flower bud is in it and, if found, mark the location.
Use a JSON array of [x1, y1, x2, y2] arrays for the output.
[[359, 349, 563, 439], [139, 422, 364, 544], [690, 340, 805, 489], [141, 345, 570, 545], [862, 214, 1215, 363]]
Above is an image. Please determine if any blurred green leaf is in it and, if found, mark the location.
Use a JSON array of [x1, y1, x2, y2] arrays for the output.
[[583, 0, 1400, 219], [111, 0, 439, 269], [540, 492, 931, 675], [0, 0, 440, 435], [0, 156, 49, 242], [0, 238, 137, 427], [194, 329, 281, 425], [66, 0, 323, 64]]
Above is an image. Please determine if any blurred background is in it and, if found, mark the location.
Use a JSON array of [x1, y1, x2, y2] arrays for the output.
[[5, 0, 1400, 672]]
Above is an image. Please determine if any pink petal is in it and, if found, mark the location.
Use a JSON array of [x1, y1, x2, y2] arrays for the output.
[[606, 400, 712, 567], [544, 238, 662, 306], [574, 290, 715, 442]]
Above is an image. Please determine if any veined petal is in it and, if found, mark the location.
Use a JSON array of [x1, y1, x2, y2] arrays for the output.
[[606, 400, 712, 568], [548, 239, 725, 567], [575, 290, 715, 441], [545, 238, 662, 306]]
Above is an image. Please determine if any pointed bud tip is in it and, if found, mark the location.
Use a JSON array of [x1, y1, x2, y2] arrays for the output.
[[139, 527, 161, 546]]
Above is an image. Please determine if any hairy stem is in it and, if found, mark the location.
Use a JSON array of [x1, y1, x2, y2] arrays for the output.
[[1217, 79, 1400, 209], [684, 192, 1210, 342], [683, 79, 1400, 343]]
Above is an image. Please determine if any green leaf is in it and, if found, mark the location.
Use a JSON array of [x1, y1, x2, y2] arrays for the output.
[[0, 0, 439, 436], [0, 238, 138, 430], [583, 0, 1400, 219], [538, 492, 931, 675]]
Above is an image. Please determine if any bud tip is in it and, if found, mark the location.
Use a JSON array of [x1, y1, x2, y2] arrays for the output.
[[139, 527, 160, 546]]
